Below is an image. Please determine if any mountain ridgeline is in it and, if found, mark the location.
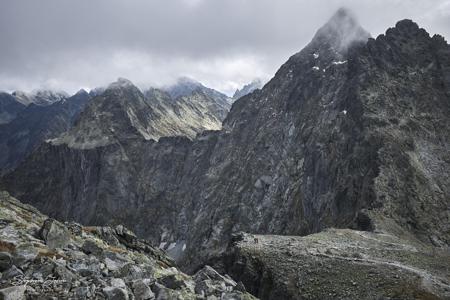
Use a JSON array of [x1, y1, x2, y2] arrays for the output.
[[1, 9, 450, 299]]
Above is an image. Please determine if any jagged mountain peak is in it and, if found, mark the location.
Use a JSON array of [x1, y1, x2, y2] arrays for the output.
[[74, 88, 88, 96], [384, 19, 429, 41], [233, 79, 263, 100], [164, 77, 205, 99], [312, 7, 371, 52]]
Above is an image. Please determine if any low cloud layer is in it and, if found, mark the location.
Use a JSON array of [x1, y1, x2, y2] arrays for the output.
[[1, 0, 449, 95]]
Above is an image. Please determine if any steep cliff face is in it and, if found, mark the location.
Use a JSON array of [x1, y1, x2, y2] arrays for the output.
[[0, 93, 25, 125], [144, 86, 230, 139], [0, 90, 91, 173], [2, 10, 449, 275]]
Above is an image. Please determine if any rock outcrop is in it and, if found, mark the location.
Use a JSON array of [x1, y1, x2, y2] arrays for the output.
[[0, 191, 255, 299], [2, 9, 449, 279], [218, 231, 450, 299]]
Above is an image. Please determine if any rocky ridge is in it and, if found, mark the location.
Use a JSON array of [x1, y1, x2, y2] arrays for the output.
[[0, 191, 255, 299], [54, 78, 231, 149], [11, 90, 69, 107]]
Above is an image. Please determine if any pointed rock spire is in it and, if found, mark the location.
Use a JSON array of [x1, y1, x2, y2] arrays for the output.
[[312, 7, 371, 52]]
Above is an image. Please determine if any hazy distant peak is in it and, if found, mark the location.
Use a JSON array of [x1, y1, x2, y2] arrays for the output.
[[165, 77, 205, 98], [233, 79, 263, 100], [312, 7, 371, 52], [107, 78, 137, 90], [11, 90, 33, 106], [74, 89, 88, 96]]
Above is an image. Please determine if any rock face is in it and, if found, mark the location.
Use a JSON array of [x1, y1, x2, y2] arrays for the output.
[[0, 191, 255, 299], [143, 84, 230, 140], [0, 93, 25, 125], [2, 9, 450, 280], [0, 90, 91, 173], [219, 231, 450, 299]]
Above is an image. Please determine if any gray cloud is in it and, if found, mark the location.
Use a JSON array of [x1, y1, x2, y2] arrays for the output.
[[1, 0, 449, 95]]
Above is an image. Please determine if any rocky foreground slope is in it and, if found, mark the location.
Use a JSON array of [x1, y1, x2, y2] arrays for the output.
[[1, 10, 449, 296], [0, 191, 254, 299]]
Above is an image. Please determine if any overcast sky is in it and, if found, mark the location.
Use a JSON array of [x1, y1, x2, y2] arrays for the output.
[[1, 0, 449, 95]]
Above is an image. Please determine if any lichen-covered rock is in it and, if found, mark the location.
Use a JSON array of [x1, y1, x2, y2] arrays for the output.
[[0, 191, 256, 299]]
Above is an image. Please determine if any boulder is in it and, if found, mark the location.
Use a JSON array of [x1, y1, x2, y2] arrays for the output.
[[0, 285, 26, 300], [158, 274, 187, 290], [132, 279, 155, 300], [40, 218, 70, 249], [0, 252, 12, 271], [81, 239, 104, 256], [102, 286, 129, 300]]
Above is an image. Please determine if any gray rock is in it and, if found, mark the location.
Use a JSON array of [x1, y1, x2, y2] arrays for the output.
[[40, 218, 70, 249], [158, 274, 187, 290], [132, 279, 155, 300], [102, 286, 129, 300], [73, 286, 91, 299], [151, 283, 170, 300], [0, 285, 26, 300], [1, 265, 23, 279], [82, 239, 104, 256], [110, 278, 126, 289], [0, 252, 12, 271]]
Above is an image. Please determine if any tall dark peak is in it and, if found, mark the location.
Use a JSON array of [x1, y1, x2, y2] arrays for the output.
[[394, 19, 420, 32], [382, 19, 430, 42], [311, 7, 370, 52]]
